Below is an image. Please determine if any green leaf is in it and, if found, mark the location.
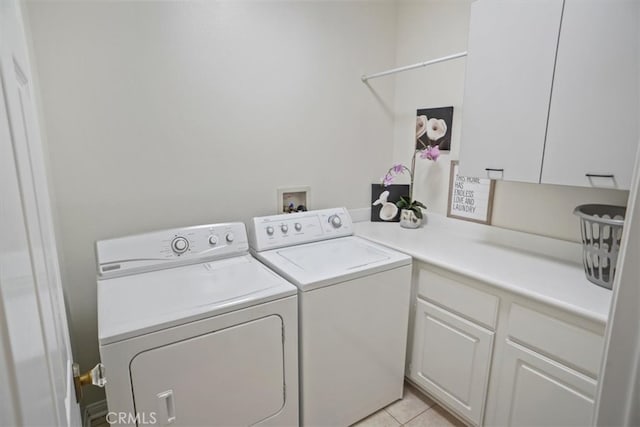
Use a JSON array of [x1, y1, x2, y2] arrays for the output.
[[413, 201, 426, 209], [396, 199, 408, 209], [413, 208, 423, 219]]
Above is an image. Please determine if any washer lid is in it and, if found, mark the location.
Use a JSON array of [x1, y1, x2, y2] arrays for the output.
[[98, 254, 296, 345], [253, 236, 411, 291]]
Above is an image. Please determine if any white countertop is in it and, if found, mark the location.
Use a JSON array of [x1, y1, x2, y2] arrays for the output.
[[354, 214, 612, 325]]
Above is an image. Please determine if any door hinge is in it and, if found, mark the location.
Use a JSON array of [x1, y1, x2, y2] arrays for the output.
[[73, 363, 107, 403]]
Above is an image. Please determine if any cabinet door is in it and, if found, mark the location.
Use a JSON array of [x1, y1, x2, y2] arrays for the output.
[[491, 340, 597, 426], [459, 0, 563, 183], [542, 0, 639, 189], [409, 299, 494, 426]]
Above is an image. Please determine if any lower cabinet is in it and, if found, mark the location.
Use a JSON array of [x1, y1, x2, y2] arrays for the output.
[[407, 262, 605, 426], [409, 299, 494, 426], [491, 340, 597, 427]]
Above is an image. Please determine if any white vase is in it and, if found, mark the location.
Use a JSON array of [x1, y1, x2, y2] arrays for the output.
[[399, 209, 421, 229]]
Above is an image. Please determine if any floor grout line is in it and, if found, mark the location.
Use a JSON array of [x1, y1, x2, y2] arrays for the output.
[[400, 405, 435, 426], [353, 382, 460, 427], [384, 408, 403, 426]]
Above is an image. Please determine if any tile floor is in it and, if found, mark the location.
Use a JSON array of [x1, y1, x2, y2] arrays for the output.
[[90, 382, 463, 427], [352, 382, 466, 427]]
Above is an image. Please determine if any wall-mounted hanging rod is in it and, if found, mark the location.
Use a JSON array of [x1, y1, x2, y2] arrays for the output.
[[361, 51, 467, 82]]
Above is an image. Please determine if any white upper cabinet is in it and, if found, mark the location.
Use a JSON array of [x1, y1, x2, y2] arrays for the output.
[[541, 0, 639, 189], [458, 0, 564, 183], [459, 0, 639, 189]]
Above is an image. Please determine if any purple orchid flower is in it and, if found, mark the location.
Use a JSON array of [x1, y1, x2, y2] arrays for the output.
[[420, 145, 440, 161], [382, 173, 394, 187], [392, 164, 405, 174]]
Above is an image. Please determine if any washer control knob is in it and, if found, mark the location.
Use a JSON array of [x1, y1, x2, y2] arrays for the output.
[[171, 236, 189, 254], [294, 222, 302, 232], [329, 215, 342, 228], [266, 226, 275, 236], [225, 232, 234, 243], [281, 224, 289, 234], [208, 235, 218, 246]]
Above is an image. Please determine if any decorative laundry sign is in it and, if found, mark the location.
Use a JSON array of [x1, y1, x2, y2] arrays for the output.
[[447, 161, 495, 224]]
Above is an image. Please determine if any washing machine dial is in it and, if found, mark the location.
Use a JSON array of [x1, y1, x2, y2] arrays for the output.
[[171, 236, 189, 254], [328, 215, 342, 228], [281, 224, 289, 234], [208, 235, 218, 246], [266, 226, 275, 236], [226, 232, 235, 243], [294, 222, 302, 232]]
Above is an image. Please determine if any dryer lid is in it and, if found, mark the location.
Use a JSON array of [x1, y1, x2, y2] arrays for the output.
[[97, 255, 296, 345]]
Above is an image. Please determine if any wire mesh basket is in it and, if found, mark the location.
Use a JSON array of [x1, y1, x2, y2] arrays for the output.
[[573, 204, 626, 289]]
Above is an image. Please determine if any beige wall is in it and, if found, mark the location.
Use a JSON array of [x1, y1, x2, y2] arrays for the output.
[[391, 0, 629, 242], [25, 0, 397, 404]]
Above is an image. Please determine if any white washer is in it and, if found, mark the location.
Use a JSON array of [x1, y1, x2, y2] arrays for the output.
[[249, 208, 412, 427], [97, 222, 299, 427]]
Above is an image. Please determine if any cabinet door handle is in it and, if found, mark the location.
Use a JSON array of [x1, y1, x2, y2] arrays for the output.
[[585, 173, 615, 178], [485, 167, 504, 179]]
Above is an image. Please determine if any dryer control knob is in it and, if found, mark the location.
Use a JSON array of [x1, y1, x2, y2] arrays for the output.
[[294, 222, 302, 232], [281, 224, 289, 234], [225, 232, 234, 243], [171, 236, 189, 254], [208, 235, 218, 246], [329, 215, 342, 228], [266, 226, 274, 236]]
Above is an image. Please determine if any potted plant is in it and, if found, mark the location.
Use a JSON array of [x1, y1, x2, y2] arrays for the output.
[[381, 115, 444, 228]]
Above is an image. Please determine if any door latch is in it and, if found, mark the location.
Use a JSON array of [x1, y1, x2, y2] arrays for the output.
[[73, 363, 106, 403]]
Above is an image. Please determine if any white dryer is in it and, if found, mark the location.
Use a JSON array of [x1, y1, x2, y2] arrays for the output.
[[249, 208, 412, 427], [97, 222, 298, 427]]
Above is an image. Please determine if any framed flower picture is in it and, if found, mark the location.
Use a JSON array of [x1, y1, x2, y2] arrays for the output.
[[416, 107, 453, 151]]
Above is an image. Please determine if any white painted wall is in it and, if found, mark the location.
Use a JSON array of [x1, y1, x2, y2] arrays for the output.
[[25, 0, 397, 404], [391, 0, 629, 242]]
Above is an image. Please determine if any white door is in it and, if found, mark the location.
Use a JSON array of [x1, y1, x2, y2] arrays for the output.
[[491, 340, 597, 426], [0, 0, 82, 425], [594, 113, 640, 423], [409, 299, 494, 426]]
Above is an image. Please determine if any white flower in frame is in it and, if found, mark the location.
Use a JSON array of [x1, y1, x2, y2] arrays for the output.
[[426, 118, 447, 141], [416, 115, 428, 139]]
